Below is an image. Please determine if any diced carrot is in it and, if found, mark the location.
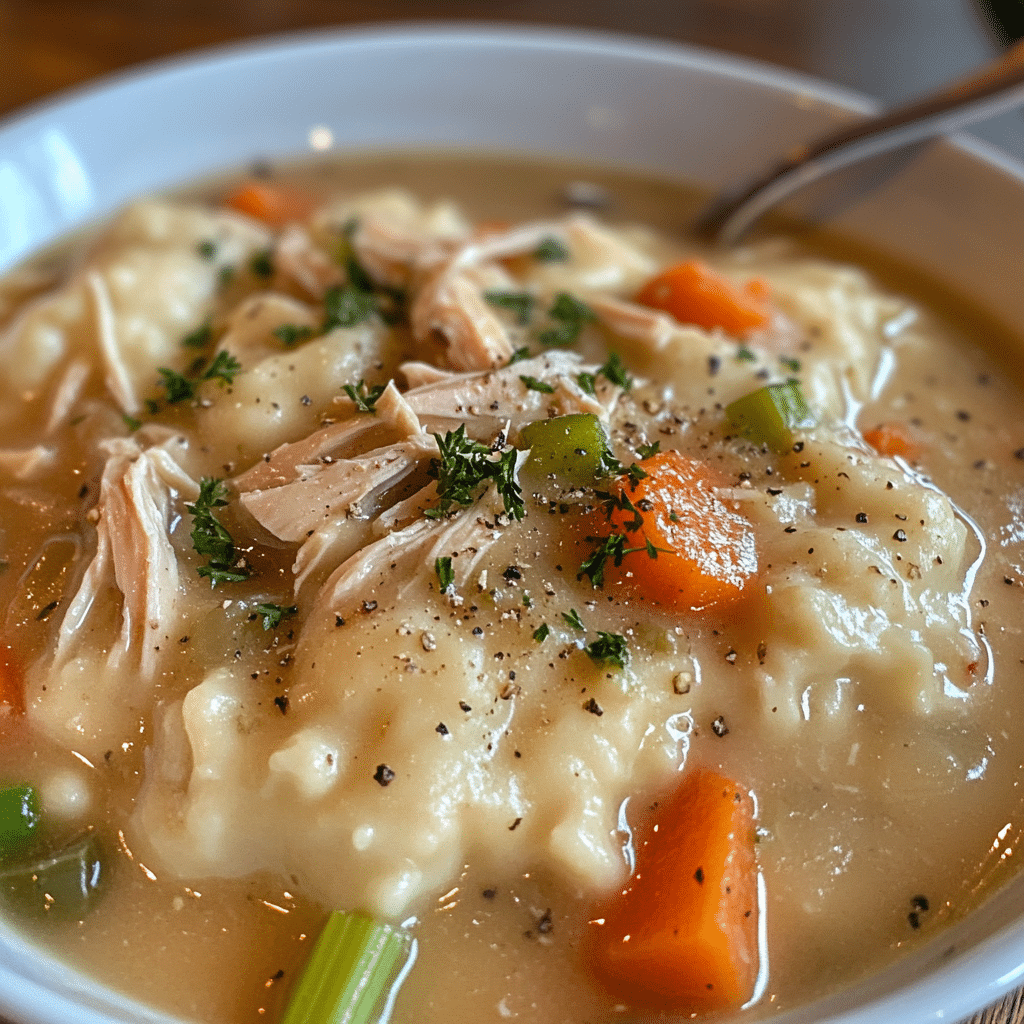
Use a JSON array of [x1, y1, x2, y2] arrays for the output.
[[862, 422, 918, 460], [585, 768, 760, 1014], [224, 180, 315, 227], [597, 450, 758, 612], [635, 259, 771, 335], [0, 645, 24, 718]]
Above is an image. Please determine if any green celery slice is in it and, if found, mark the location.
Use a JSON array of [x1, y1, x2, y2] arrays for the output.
[[281, 910, 412, 1024], [0, 784, 40, 858], [519, 413, 612, 486], [726, 381, 815, 453], [0, 831, 107, 921]]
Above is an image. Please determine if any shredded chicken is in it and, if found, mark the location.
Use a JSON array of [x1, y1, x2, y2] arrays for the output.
[[273, 225, 344, 300], [87, 271, 138, 415], [52, 437, 198, 682]]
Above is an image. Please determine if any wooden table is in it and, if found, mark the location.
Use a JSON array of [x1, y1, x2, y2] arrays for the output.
[[0, 3, 1021, 1023]]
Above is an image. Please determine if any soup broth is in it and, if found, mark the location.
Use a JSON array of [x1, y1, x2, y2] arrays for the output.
[[0, 153, 1022, 1024]]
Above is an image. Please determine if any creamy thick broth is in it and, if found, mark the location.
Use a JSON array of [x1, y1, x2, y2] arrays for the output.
[[0, 153, 1022, 1024]]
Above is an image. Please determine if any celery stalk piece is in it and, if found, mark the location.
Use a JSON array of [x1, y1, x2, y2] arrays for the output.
[[0, 784, 40, 858], [0, 831, 107, 921], [519, 413, 613, 486], [726, 381, 815, 453], [281, 911, 413, 1024]]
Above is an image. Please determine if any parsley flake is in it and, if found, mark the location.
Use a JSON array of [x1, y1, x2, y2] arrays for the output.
[[508, 346, 532, 365], [584, 631, 629, 669], [533, 623, 550, 642], [435, 556, 455, 594], [519, 374, 555, 394], [537, 292, 596, 347], [202, 350, 241, 386], [779, 356, 801, 372], [250, 249, 274, 279], [342, 379, 387, 413], [736, 345, 757, 362], [182, 322, 213, 349], [187, 478, 250, 587], [425, 425, 525, 521], [273, 324, 314, 346], [197, 239, 217, 260], [485, 290, 535, 325], [157, 368, 197, 404], [255, 603, 297, 630], [562, 608, 585, 631], [533, 236, 570, 262], [598, 351, 632, 390], [636, 441, 661, 459], [323, 283, 376, 330]]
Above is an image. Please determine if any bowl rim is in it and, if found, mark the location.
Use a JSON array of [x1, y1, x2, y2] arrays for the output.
[[1, 20, 1024, 1024]]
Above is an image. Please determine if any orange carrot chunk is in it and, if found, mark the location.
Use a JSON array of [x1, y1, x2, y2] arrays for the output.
[[635, 259, 771, 335], [862, 422, 918, 460], [224, 180, 314, 226], [597, 450, 757, 612], [586, 769, 760, 1014]]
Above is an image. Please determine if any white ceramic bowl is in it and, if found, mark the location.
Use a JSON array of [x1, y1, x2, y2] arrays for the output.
[[1, 24, 1023, 1024]]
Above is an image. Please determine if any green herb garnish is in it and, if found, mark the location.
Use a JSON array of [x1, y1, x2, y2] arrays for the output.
[[485, 290, 535, 325], [537, 292, 596, 347], [519, 375, 555, 394], [323, 283, 376, 330], [342, 379, 387, 413], [533, 623, 549, 642], [157, 368, 197, 404], [425, 425, 525, 521], [202, 350, 241, 386], [508, 346, 532, 365], [250, 249, 275, 279], [197, 240, 217, 261], [584, 631, 629, 669], [273, 324, 314, 346], [182, 322, 213, 349], [533, 236, 570, 262], [576, 371, 596, 395], [636, 441, 661, 460], [598, 351, 632, 390], [736, 345, 757, 362], [562, 608, 585, 631], [435, 556, 455, 593], [255, 603, 297, 630], [122, 413, 141, 433], [186, 478, 250, 587]]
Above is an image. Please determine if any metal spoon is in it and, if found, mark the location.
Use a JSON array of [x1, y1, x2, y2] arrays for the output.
[[696, 38, 1024, 246]]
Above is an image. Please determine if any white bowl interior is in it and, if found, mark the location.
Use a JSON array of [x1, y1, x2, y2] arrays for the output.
[[0, 24, 1023, 1024]]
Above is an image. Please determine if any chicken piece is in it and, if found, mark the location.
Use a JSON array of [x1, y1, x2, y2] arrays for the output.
[[272, 225, 344, 300]]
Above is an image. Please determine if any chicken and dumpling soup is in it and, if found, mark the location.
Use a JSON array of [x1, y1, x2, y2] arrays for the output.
[[0, 154, 1022, 1023]]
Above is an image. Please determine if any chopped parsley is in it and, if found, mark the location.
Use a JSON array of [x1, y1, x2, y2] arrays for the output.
[[182, 322, 213, 349], [598, 351, 632, 390], [576, 353, 632, 394], [425, 425, 525, 521], [249, 249, 275, 279], [485, 290, 535, 325], [533, 623, 550, 642], [186, 478, 250, 586], [779, 355, 801, 372], [272, 324, 314, 346], [122, 413, 141, 433], [322, 283, 376, 330], [508, 346, 532, 365], [533, 236, 570, 262], [197, 239, 217, 260], [255, 602, 297, 630], [562, 608, 585, 631], [636, 441, 661, 460], [736, 345, 757, 362], [584, 631, 629, 669], [537, 292, 596, 347], [217, 265, 236, 290], [202, 350, 241, 386], [157, 367, 198, 404], [156, 349, 240, 404], [435, 556, 455, 593], [342, 379, 387, 413], [519, 375, 555, 394]]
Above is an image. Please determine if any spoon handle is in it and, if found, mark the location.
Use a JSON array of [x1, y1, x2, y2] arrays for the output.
[[697, 38, 1024, 245]]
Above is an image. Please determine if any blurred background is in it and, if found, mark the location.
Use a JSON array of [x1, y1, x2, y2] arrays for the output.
[[0, 0, 1023, 160]]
